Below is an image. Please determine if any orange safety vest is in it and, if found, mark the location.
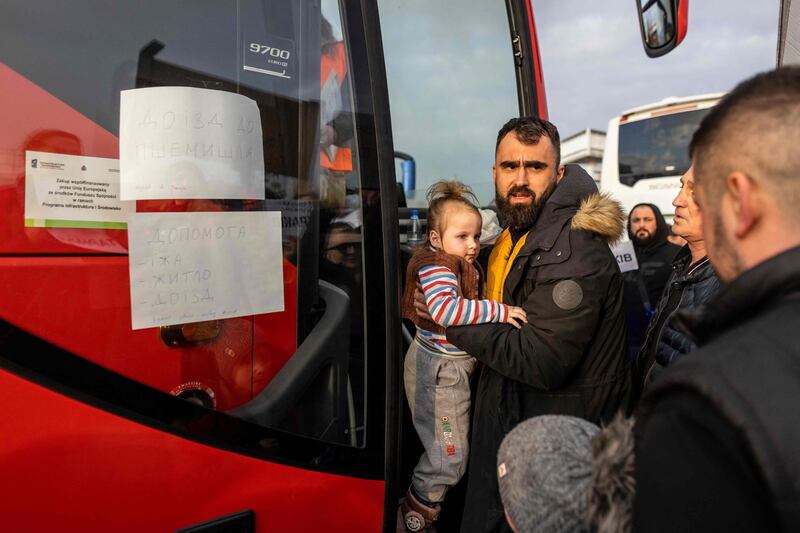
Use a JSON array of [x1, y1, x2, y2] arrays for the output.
[[320, 42, 352, 172]]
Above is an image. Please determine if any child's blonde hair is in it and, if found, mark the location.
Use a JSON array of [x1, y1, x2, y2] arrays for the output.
[[425, 180, 481, 247]]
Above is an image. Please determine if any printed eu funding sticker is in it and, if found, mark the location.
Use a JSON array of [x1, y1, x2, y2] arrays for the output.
[[128, 211, 284, 330], [24, 151, 133, 229]]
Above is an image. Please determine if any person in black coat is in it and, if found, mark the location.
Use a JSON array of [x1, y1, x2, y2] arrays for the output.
[[634, 67, 800, 532], [445, 117, 630, 533], [622, 203, 681, 360], [630, 168, 721, 406]]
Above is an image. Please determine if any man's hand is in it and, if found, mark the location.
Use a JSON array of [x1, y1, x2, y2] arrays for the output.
[[506, 306, 528, 329], [414, 282, 433, 322]]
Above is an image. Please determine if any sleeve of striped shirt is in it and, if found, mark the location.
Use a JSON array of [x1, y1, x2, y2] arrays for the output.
[[418, 264, 510, 327]]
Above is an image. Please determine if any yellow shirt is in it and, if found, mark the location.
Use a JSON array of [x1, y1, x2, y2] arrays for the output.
[[486, 228, 530, 303]]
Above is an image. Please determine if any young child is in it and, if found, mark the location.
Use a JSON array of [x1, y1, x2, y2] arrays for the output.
[[398, 180, 527, 532]]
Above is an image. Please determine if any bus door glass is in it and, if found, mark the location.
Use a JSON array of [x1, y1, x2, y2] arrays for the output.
[[0, 0, 372, 448], [374, 3, 543, 528], [377, 0, 521, 206]]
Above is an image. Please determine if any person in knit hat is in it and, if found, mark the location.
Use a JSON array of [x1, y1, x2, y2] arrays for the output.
[[497, 415, 598, 533], [497, 415, 636, 533]]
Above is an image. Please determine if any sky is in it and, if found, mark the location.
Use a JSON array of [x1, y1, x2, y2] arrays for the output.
[[377, 0, 780, 205], [535, 0, 780, 137]]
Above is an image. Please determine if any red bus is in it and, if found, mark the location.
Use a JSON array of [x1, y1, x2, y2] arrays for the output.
[[0, 1, 686, 531]]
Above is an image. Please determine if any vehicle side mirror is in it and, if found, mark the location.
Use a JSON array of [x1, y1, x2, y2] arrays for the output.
[[636, 0, 688, 58]]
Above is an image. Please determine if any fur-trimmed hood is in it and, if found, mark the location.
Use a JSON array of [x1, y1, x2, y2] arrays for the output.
[[521, 164, 626, 253], [572, 191, 626, 244]]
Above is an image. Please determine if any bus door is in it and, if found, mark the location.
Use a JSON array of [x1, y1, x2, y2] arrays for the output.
[[374, 1, 548, 530], [0, 0, 547, 531], [376, 0, 547, 206]]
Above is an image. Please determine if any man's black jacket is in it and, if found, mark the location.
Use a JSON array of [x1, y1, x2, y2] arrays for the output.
[[447, 165, 630, 533], [631, 246, 720, 405], [635, 246, 800, 532]]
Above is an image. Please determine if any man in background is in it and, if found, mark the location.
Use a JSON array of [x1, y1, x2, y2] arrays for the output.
[[623, 203, 681, 359], [630, 168, 720, 407]]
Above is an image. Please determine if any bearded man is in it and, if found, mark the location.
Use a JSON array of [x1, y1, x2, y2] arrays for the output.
[[623, 203, 681, 360], [445, 117, 631, 533], [628, 203, 681, 308]]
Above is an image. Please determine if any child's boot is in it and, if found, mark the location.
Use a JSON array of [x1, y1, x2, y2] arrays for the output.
[[396, 488, 440, 532]]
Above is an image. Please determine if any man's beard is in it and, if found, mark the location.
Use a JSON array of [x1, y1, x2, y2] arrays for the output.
[[495, 182, 555, 231], [632, 230, 654, 248]]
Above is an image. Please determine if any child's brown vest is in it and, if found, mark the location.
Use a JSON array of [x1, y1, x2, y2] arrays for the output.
[[401, 248, 484, 334]]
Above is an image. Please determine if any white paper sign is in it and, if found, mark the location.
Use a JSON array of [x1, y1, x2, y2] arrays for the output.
[[610, 240, 640, 273], [128, 211, 283, 330], [24, 151, 133, 228], [120, 87, 265, 200]]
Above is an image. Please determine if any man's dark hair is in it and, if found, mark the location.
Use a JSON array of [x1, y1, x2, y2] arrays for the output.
[[495, 117, 561, 167], [689, 67, 800, 213]]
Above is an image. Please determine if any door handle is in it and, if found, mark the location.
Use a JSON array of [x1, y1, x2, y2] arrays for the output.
[[160, 320, 222, 348]]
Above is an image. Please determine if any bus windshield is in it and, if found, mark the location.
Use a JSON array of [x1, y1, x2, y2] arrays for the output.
[[618, 107, 711, 186]]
